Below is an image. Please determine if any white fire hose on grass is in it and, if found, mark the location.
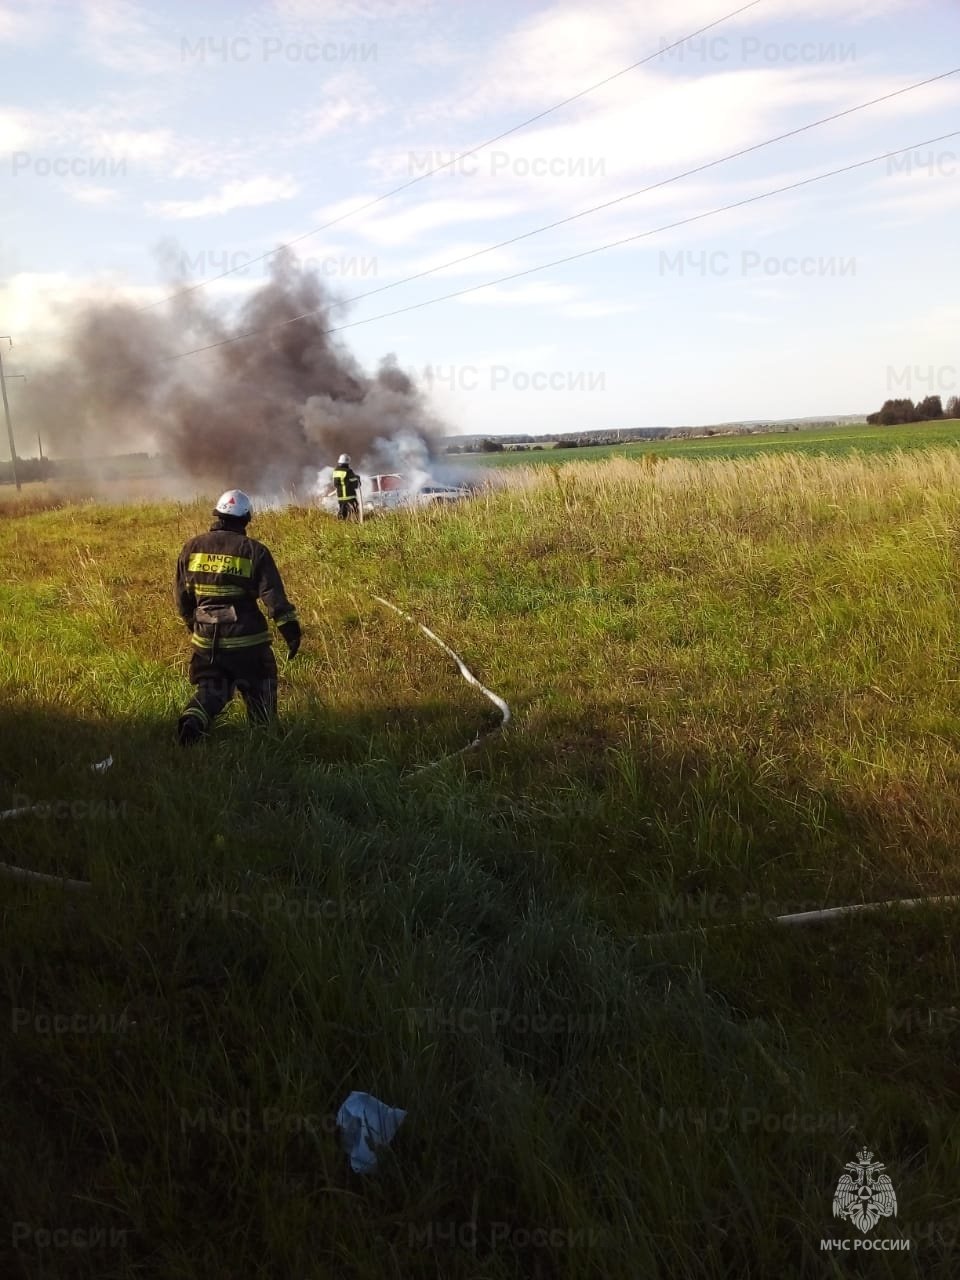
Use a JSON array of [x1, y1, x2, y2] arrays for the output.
[[1, 614, 957, 932], [0, 756, 112, 824], [643, 894, 960, 940], [0, 756, 112, 890], [371, 595, 510, 771], [0, 597, 511, 889]]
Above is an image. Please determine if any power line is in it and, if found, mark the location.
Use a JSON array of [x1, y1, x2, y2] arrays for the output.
[[140, 0, 764, 311], [219, 68, 960, 324], [0, 338, 24, 492], [166, 130, 960, 363]]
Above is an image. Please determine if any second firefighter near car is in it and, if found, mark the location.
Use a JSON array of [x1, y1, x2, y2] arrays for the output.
[[174, 489, 302, 745], [332, 453, 362, 520]]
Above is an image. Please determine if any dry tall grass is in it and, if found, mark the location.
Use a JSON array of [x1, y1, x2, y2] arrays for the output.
[[2, 446, 959, 1277]]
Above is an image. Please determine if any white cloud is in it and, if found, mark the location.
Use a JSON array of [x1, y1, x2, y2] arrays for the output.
[[284, 71, 386, 142], [559, 299, 638, 318], [78, 0, 178, 74], [61, 111, 257, 182], [369, 60, 943, 267], [387, 241, 524, 279], [712, 309, 767, 325], [2, 102, 252, 183], [309, 194, 374, 225], [0, 1, 51, 42], [296, 98, 376, 140], [446, 342, 561, 368], [452, 282, 635, 317], [922, 302, 960, 330], [426, 0, 913, 124], [0, 108, 35, 151], [859, 162, 960, 224], [92, 127, 177, 163], [150, 176, 301, 220], [65, 183, 122, 205], [271, 0, 434, 20], [330, 197, 523, 246], [0, 271, 161, 339], [458, 281, 580, 307]]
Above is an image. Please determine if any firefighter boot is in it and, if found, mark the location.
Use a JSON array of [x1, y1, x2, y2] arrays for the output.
[[177, 705, 209, 746]]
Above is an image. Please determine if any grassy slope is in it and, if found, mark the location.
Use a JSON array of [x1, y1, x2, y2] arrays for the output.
[[2, 451, 960, 1278], [460, 418, 960, 467]]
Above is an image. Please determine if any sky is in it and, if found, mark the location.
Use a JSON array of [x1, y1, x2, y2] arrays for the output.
[[1, 0, 959, 443]]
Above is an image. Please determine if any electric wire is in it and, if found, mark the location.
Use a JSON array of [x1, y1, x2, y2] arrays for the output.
[[172, 69, 959, 329], [139, 0, 765, 310], [167, 129, 960, 361]]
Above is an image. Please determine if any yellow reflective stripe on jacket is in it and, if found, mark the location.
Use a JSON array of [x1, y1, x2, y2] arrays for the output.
[[333, 468, 351, 499], [274, 609, 298, 625], [187, 552, 254, 578], [190, 632, 270, 650], [195, 583, 248, 598]]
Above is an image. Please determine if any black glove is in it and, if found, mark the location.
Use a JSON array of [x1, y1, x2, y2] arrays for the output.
[[278, 620, 302, 659]]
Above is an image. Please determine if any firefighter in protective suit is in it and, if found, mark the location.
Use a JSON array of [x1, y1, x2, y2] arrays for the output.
[[174, 490, 301, 745], [332, 453, 362, 520]]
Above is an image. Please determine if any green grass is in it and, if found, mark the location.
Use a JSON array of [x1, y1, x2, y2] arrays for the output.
[[460, 417, 960, 467], [2, 452, 960, 1277]]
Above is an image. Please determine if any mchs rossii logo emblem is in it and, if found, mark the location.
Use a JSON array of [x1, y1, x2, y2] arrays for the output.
[[833, 1150, 897, 1232], [821, 1150, 910, 1253]]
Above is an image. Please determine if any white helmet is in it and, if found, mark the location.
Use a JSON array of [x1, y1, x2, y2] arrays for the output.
[[215, 489, 253, 519], [337, 453, 350, 466]]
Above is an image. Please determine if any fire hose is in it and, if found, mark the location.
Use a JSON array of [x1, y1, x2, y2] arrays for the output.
[[1, 620, 957, 930], [371, 595, 511, 772], [642, 894, 960, 939], [0, 756, 112, 890], [0, 755, 112, 823], [0, 600, 511, 888]]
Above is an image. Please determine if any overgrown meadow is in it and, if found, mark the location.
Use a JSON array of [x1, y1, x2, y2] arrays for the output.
[[2, 449, 959, 1278]]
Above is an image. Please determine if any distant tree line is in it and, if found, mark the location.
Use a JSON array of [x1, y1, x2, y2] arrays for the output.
[[445, 438, 504, 454], [0, 456, 53, 485], [867, 394, 960, 426]]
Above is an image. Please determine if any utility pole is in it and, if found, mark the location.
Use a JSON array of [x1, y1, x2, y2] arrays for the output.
[[0, 337, 23, 492]]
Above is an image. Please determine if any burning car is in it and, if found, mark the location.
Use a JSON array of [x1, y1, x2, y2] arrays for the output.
[[318, 472, 470, 516]]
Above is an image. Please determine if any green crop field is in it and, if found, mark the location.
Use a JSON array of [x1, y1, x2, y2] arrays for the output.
[[2, 449, 960, 1277], [459, 417, 960, 467]]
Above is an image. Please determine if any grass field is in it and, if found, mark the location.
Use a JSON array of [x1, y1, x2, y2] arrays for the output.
[[2, 449, 960, 1278], [459, 418, 960, 467]]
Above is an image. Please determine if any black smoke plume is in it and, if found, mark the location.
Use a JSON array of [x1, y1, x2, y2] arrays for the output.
[[23, 248, 446, 494]]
